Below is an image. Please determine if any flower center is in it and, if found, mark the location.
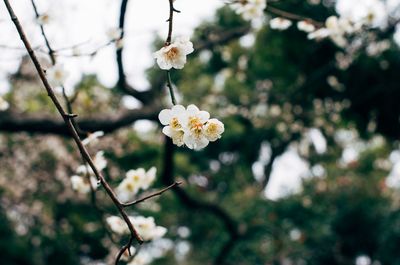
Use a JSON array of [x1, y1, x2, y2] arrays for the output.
[[126, 182, 135, 192], [170, 117, 181, 129], [189, 116, 204, 136], [165, 47, 179, 60]]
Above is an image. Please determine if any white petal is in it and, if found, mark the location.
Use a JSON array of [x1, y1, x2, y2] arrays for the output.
[[158, 109, 172, 125]]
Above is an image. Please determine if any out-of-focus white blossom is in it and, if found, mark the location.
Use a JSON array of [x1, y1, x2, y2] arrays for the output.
[[127, 251, 153, 265], [76, 151, 107, 176], [116, 167, 157, 202], [231, 0, 267, 21], [336, 0, 388, 28], [37, 13, 52, 25], [297, 20, 316, 33], [129, 216, 167, 241], [154, 36, 194, 70], [0, 96, 9, 111], [269, 17, 292, 30], [106, 215, 167, 241], [70, 175, 98, 194], [159, 104, 224, 150], [82, 131, 104, 146], [106, 216, 128, 235], [46, 64, 69, 87]]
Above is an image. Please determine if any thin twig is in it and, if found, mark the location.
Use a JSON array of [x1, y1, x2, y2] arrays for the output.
[[122, 181, 182, 207], [166, 71, 177, 105]]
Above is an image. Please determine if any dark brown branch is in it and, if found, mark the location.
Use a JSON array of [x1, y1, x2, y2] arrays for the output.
[[2, 3, 144, 265], [122, 181, 182, 207], [115, 0, 154, 103], [0, 105, 160, 136], [266, 5, 324, 27]]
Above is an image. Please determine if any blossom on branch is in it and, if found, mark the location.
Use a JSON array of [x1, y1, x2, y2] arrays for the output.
[[297, 20, 316, 33], [159, 104, 224, 150], [231, 0, 267, 21], [76, 151, 107, 176], [269, 17, 292, 30], [106, 215, 167, 241], [153, 36, 194, 70], [70, 175, 98, 194], [46, 63, 69, 87], [116, 167, 157, 202], [82, 131, 104, 146]]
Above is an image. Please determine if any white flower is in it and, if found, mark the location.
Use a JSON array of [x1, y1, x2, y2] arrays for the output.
[[154, 37, 194, 70], [297, 20, 315, 33], [107, 215, 167, 242], [232, 0, 267, 21], [127, 251, 153, 265], [116, 167, 157, 202], [0, 96, 9, 111], [129, 216, 167, 241], [37, 13, 52, 25], [70, 175, 97, 194], [307, 28, 330, 40], [76, 151, 107, 176], [159, 104, 224, 150], [159, 105, 186, 146], [204, 118, 225, 142], [178, 104, 210, 150], [46, 64, 69, 87], [82, 131, 104, 146], [106, 216, 127, 235], [269, 17, 292, 30]]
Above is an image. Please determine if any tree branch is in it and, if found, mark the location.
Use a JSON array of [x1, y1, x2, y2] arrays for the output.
[[115, 0, 154, 103], [0, 105, 160, 136]]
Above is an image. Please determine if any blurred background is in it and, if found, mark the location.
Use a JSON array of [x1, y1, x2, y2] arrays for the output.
[[1, 0, 400, 264]]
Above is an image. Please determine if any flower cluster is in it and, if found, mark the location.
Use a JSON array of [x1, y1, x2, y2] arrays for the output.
[[159, 104, 224, 150], [106, 215, 167, 241], [231, 0, 267, 21], [116, 167, 157, 202], [70, 151, 107, 194], [153, 36, 194, 70], [0, 96, 9, 111]]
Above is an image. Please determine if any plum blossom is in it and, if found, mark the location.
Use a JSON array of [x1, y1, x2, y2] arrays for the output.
[[128, 251, 153, 265], [154, 36, 194, 70], [46, 63, 69, 87], [297, 20, 316, 33], [129, 216, 167, 241], [70, 175, 98, 194], [204, 119, 225, 142], [269, 17, 292, 30], [106, 216, 128, 235], [0, 96, 9, 111], [116, 167, 157, 202], [76, 151, 107, 176], [159, 104, 224, 150], [231, 0, 267, 21], [82, 131, 104, 146], [158, 105, 186, 146], [37, 13, 52, 25], [106, 215, 167, 241]]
